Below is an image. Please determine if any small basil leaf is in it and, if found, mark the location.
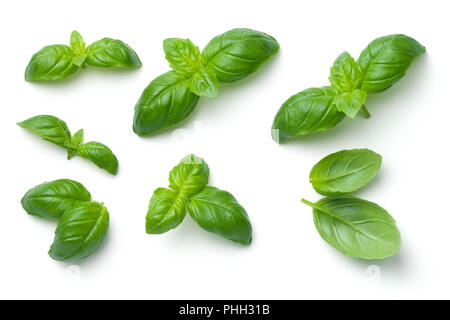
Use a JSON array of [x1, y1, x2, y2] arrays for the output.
[[309, 149, 382, 196], [21, 179, 91, 219], [302, 197, 401, 260], [145, 188, 186, 234], [86, 38, 142, 68], [25, 45, 79, 81], [76, 141, 119, 175], [70, 30, 86, 56], [133, 71, 200, 136], [201, 28, 279, 82], [271, 87, 345, 143], [49, 201, 109, 262], [17, 115, 72, 147], [187, 70, 219, 98], [357, 34, 425, 93], [187, 187, 252, 245], [169, 154, 209, 199], [329, 52, 362, 92], [163, 38, 201, 75], [67, 129, 84, 159], [334, 89, 367, 119]]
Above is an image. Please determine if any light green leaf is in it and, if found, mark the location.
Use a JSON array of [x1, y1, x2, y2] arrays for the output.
[[146, 188, 186, 234], [329, 52, 362, 92], [17, 115, 72, 147], [70, 30, 86, 56], [163, 38, 201, 75], [187, 70, 219, 98], [169, 154, 209, 199], [334, 89, 367, 119], [76, 141, 119, 175]]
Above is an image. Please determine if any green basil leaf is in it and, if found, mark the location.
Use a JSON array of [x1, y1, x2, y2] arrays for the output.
[[133, 71, 200, 136], [302, 197, 401, 260], [271, 87, 345, 143], [49, 201, 109, 262], [201, 28, 279, 82], [67, 129, 84, 159], [86, 38, 142, 68], [76, 141, 119, 175], [169, 154, 209, 199], [329, 52, 362, 92], [309, 149, 382, 196], [334, 89, 367, 119], [187, 187, 252, 245], [70, 30, 86, 56], [25, 45, 79, 81], [163, 38, 201, 75], [357, 34, 425, 93], [146, 188, 186, 234], [21, 179, 91, 219], [187, 70, 219, 98], [17, 115, 72, 147]]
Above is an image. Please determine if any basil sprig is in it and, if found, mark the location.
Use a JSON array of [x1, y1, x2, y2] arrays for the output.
[[25, 30, 141, 81], [133, 28, 279, 136], [302, 149, 401, 260], [145, 154, 252, 245], [21, 179, 109, 262], [18, 115, 118, 175], [272, 34, 425, 143]]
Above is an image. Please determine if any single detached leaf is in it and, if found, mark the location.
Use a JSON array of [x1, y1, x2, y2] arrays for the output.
[[309, 149, 382, 196], [21, 179, 91, 219], [169, 154, 209, 199], [70, 30, 86, 56], [357, 34, 425, 93], [329, 52, 362, 92], [76, 141, 119, 175], [49, 201, 109, 262], [25, 45, 79, 81], [133, 71, 200, 136], [302, 197, 401, 260], [163, 38, 201, 75], [17, 115, 72, 147], [187, 70, 219, 98], [146, 188, 186, 234], [271, 87, 345, 143], [187, 187, 252, 245], [202, 28, 279, 82], [86, 38, 142, 68], [334, 89, 367, 119], [67, 129, 84, 159]]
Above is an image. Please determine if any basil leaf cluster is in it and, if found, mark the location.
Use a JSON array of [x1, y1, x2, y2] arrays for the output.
[[145, 154, 252, 245], [133, 28, 279, 136], [18, 115, 118, 174], [21, 179, 109, 261], [25, 30, 141, 81], [302, 149, 401, 260], [272, 34, 425, 143]]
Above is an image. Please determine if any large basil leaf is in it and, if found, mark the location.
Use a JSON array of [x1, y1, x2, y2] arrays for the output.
[[329, 52, 362, 92], [187, 187, 252, 245], [76, 142, 119, 175], [145, 188, 186, 234], [334, 89, 367, 119], [271, 87, 345, 143], [302, 197, 401, 260], [201, 28, 279, 82], [163, 38, 201, 75], [169, 154, 209, 199], [17, 115, 72, 147], [49, 201, 109, 261], [86, 38, 142, 68], [21, 179, 91, 219], [309, 149, 382, 196], [25, 45, 79, 81], [133, 71, 200, 136], [357, 34, 425, 93]]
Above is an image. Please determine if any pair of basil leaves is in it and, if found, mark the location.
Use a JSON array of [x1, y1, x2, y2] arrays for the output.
[[302, 149, 401, 260], [146, 154, 252, 245], [272, 34, 426, 143], [18, 115, 118, 174], [133, 28, 279, 136], [25, 31, 141, 81], [21, 179, 109, 261]]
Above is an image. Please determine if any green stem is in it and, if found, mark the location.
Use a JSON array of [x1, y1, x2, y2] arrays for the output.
[[360, 104, 371, 119], [301, 199, 315, 207]]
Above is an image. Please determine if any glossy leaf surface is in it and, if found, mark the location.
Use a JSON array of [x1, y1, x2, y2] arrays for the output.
[[17, 115, 72, 147], [169, 154, 209, 199], [76, 141, 119, 175], [86, 38, 142, 68]]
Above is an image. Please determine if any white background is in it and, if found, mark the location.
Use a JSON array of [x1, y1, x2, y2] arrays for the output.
[[0, 0, 448, 299]]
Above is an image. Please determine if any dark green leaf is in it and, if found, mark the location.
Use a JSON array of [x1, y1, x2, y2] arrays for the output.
[[76, 141, 119, 175], [49, 201, 109, 262], [21, 179, 91, 219], [146, 188, 186, 234], [169, 154, 209, 199], [17, 115, 72, 147], [86, 38, 142, 68]]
